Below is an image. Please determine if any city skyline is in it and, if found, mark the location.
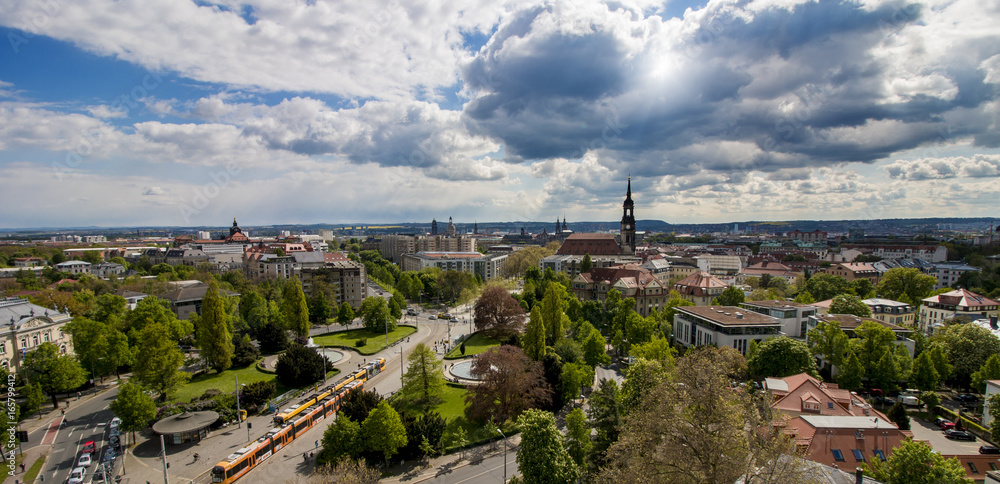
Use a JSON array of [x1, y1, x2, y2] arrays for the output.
[[1, 0, 998, 229]]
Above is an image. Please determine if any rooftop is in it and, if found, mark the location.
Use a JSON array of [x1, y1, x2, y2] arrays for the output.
[[676, 306, 780, 327], [799, 415, 898, 429]]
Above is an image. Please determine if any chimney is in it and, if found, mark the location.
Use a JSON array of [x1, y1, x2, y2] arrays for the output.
[[855, 467, 864, 484]]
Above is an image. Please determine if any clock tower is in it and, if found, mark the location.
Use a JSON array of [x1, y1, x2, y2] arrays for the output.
[[621, 177, 636, 255]]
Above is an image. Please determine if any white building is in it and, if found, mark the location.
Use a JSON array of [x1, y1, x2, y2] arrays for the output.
[[55, 260, 91, 274], [739, 300, 819, 339], [0, 297, 74, 372], [672, 306, 783, 355], [930, 262, 981, 290]]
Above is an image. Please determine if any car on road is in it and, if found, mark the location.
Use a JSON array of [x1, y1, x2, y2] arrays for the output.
[[81, 441, 97, 454], [945, 429, 976, 441], [428, 315, 437, 320], [69, 467, 86, 484], [450, 317, 459, 322], [956, 394, 979, 403], [78, 453, 92, 467], [406, 308, 418, 316], [109, 417, 121, 429], [981, 445, 1000, 454]]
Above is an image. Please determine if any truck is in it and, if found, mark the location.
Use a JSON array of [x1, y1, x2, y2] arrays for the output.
[[897, 395, 920, 406]]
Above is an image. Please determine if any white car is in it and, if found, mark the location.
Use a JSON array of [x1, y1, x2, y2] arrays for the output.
[[69, 467, 86, 484], [109, 417, 121, 430], [78, 454, 92, 467]]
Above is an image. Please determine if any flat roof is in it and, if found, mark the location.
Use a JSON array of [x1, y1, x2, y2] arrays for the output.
[[676, 306, 781, 326], [741, 300, 815, 309]]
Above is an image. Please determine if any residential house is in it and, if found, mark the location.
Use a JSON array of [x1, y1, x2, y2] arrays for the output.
[[919, 289, 1000, 334], [12, 257, 46, 268], [766, 373, 888, 419], [571, 265, 669, 316], [91, 262, 126, 278], [805, 314, 916, 373], [55, 260, 91, 275], [115, 289, 147, 310], [160, 283, 240, 319], [300, 260, 368, 309], [862, 298, 915, 327], [779, 415, 909, 470], [740, 300, 819, 339], [672, 305, 783, 355], [738, 261, 803, 284], [673, 271, 729, 306], [930, 262, 981, 290], [820, 262, 880, 285]]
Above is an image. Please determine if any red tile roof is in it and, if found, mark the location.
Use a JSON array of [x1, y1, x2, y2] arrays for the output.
[[923, 288, 999, 308], [557, 233, 623, 255], [673, 271, 728, 296]]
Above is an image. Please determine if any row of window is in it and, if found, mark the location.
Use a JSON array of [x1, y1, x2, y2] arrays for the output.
[[832, 448, 885, 463], [4, 329, 65, 354]]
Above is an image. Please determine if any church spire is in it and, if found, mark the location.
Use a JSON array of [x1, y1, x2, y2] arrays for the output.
[[621, 176, 636, 255]]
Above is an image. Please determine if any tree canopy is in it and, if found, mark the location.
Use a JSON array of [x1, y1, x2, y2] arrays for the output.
[[516, 409, 580, 484], [397, 343, 446, 412], [828, 293, 872, 317], [23, 342, 87, 406], [876, 268, 938, 305], [465, 345, 551, 423], [864, 439, 972, 484], [473, 286, 526, 340], [361, 401, 408, 462], [358, 296, 396, 333], [747, 336, 819, 380]]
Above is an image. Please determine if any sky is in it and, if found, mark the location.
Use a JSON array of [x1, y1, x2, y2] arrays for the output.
[[0, 0, 998, 229]]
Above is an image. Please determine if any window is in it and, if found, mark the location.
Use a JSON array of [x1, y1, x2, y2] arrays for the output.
[[832, 449, 845, 462], [828, 402, 834, 409], [989, 462, 997, 471], [852, 449, 864, 462], [44, 332, 50, 342], [32, 335, 38, 346], [968, 462, 978, 474], [873, 450, 886, 461]]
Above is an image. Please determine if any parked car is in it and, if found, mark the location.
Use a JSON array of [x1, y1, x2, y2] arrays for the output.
[[945, 429, 976, 441], [940, 421, 956, 431], [68, 467, 86, 484], [109, 417, 121, 430], [81, 441, 97, 454], [957, 394, 979, 403], [78, 453, 92, 467], [980, 445, 1000, 454]]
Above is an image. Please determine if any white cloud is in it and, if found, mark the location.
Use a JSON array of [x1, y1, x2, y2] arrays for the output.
[[886, 154, 1000, 180]]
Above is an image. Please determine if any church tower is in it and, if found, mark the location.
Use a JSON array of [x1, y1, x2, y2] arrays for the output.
[[620, 177, 636, 255]]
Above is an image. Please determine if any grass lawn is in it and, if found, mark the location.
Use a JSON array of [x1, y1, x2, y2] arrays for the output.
[[418, 382, 517, 451], [444, 332, 499, 360], [171, 363, 286, 403], [23, 455, 45, 483], [313, 325, 417, 355]]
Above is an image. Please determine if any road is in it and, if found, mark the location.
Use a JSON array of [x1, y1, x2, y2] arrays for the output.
[[26, 388, 120, 484]]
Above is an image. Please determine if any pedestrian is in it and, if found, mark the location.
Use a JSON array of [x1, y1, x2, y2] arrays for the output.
[[314, 440, 319, 449], [19, 463, 25, 472], [39, 474, 43, 482], [77, 391, 81, 399]]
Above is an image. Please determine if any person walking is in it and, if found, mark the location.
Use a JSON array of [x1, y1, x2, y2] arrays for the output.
[[314, 440, 319, 449]]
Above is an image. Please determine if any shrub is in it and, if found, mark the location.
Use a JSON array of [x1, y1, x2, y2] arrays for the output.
[[275, 343, 332, 388], [241, 380, 276, 408], [356, 338, 367, 347]]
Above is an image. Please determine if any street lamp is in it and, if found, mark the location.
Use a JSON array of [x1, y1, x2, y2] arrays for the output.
[[497, 428, 508, 483], [235, 374, 242, 429]]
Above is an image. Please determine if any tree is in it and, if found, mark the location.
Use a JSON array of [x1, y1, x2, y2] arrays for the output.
[[232, 333, 261, 367], [132, 323, 189, 401], [310, 456, 380, 484], [124, 296, 193, 341], [712, 286, 745, 306], [473, 286, 527, 340], [337, 302, 355, 327], [836, 350, 865, 391], [564, 407, 592, 468], [92, 293, 128, 327], [746, 336, 818, 380], [309, 288, 333, 325], [582, 327, 611, 367], [928, 344, 953, 383], [398, 343, 446, 412], [361, 401, 408, 462], [540, 284, 566, 346], [863, 439, 971, 484], [317, 415, 361, 465], [851, 321, 898, 377], [828, 293, 872, 317], [587, 379, 622, 470], [65, 316, 131, 379], [275, 343, 331, 388], [516, 409, 579, 484], [600, 347, 806, 484], [581, 253, 593, 274], [109, 381, 157, 442], [937, 323, 1000, 386], [619, 358, 671, 415], [911, 351, 940, 392], [876, 268, 938, 305], [560, 363, 595, 404], [523, 306, 547, 360], [21, 382, 45, 418], [465, 346, 552, 424], [240, 291, 270, 335], [283, 277, 311, 338], [794, 291, 816, 304], [629, 335, 676, 365], [807, 318, 850, 371], [436, 270, 476, 304], [23, 342, 87, 407], [886, 401, 910, 430], [921, 391, 940, 411], [971, 354, 1000, 393], [240, 380, 276, 408], [196, 281, 234, 372], [358, 297, 396, 333], [257, 320, 289, 353], [805, 273, 850, 301]]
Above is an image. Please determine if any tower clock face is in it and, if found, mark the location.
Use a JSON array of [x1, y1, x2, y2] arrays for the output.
[[625, 224, 631, 230]]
